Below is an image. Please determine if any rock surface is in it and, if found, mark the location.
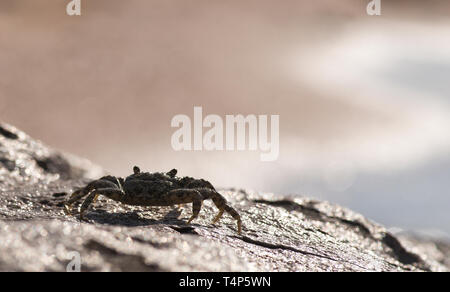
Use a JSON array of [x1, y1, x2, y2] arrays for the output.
[[0, 123, 448, 272]]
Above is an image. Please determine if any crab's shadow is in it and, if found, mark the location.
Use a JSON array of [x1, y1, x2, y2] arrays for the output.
[[84, 207, 188, 227]]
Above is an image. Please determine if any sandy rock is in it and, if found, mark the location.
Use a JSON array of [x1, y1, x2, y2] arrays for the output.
[[0, 122, 448, 272]]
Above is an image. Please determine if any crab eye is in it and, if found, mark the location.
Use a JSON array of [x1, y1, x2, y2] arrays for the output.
[[133, 166, 141, 174], [167, 169, 177, 178]]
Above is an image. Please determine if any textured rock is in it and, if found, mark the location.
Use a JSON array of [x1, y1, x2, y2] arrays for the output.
[[0, 122, 448, 272]]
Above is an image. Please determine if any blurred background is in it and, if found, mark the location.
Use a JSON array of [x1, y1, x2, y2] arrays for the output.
[[1, 0, 449, 237]]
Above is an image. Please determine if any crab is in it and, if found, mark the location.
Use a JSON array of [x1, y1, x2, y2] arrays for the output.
[[64, 166, 242, 234]]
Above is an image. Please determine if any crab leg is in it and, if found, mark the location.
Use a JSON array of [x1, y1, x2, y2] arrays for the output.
[[79, 191, 97, 220], [212, 209, 224, 224], [64, 189, 89, 215], [166, 189, 203, 224], [78, 187, 126, 220], [197, 188, 242, 235]]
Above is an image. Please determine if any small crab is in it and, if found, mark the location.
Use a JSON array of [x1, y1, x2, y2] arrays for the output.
[[64, 166, 242, 234]]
